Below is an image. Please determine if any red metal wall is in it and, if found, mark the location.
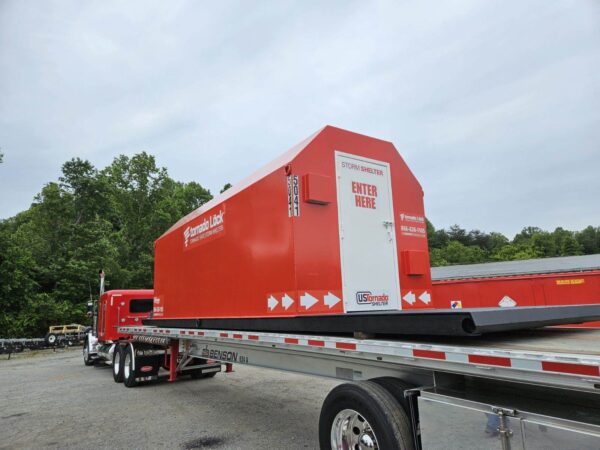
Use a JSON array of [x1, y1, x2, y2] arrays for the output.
[[154, 126, 432, 320], [432, 271, 600, 327]]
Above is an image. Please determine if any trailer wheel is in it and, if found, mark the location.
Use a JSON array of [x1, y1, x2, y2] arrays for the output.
[[371, 377, 414, 413], [319, 381, 413, 450], [113, 345, 125, 382], [83, 339, 94, 366], [45, 333, 58, 346], [123, 345, 138, 388]]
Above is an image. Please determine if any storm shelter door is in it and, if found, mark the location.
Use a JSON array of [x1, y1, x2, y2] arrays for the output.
[[335, 151, 401, 312]]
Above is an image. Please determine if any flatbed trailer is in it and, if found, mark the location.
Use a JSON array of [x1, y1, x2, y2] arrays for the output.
[[104, 324, 600, 449]]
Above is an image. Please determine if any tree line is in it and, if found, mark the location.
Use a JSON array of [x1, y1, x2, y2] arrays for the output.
[[0, 152, 598, 337], [0, 153, 215, 338], [427, 222, 599, 266]]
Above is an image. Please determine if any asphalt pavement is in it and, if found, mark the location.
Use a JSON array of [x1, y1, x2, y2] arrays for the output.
[[0, 349, 340, 449]]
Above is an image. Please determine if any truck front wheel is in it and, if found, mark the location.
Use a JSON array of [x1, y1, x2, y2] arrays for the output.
[[83, 339, 94, 366], [319, 381, 413, 450]]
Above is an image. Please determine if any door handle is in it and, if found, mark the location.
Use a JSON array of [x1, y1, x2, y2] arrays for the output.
[[382, 220, 394, 242]]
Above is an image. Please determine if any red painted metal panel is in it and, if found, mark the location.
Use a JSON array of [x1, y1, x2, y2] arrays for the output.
[[302, 173, 334, 204], [153, 126, 431, 320], [432, 270, 600, 328]]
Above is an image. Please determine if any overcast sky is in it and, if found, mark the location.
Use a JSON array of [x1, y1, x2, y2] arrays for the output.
[[0, 0, 598, 237]]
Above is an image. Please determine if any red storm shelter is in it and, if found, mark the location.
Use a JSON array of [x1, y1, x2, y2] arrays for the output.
[[150, 127, 600, 336], [153, 126, 432, 321], [97, 289, 154, 341], [431, 257, 600, 327]]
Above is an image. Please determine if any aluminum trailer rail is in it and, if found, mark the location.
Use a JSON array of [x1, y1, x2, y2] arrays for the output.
[[113, 325, 600, 449]]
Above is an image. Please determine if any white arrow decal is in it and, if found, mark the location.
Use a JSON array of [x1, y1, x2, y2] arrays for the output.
[[281, 294, 294, 310], [498, 295, 517, 307], [300, 293, 318, 310], [324, 292, 341, 309], [402, 291, 415, 305], [267, 295, 279, 311], [419, 291, 431, 304]]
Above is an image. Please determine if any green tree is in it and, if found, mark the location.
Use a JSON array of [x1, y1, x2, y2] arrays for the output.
[[0, 151, 212, 338], [576, 226, 600, 254]]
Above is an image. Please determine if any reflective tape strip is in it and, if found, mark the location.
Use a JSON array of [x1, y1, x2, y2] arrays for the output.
[[468, 354, 512, 367], [413, 349, 446, 360], [233, 334, 243, 339], [248, 335, 259, 341], [308, 339, 325, 347], [285, 338, 299, 344], [336, 342, 357, 350], [542, 361, 600, 377]]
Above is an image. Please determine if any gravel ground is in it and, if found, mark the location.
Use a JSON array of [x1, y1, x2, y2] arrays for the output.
[[0, 349, 340, 449]]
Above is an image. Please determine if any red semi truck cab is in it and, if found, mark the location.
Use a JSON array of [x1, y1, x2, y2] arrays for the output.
[[97, 290, 154, 341]]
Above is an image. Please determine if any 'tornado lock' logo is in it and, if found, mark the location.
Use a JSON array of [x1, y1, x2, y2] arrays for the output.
[[183, 210, 225, 248]]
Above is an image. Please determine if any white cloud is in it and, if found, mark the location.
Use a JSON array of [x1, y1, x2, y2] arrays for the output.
[[0, 0, 599, 236]]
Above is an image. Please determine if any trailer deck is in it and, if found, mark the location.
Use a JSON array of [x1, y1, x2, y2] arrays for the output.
[[120, 325, 600, 393]]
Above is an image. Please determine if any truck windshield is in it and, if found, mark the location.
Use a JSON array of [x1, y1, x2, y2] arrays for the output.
[[129, 299, 153, 313]]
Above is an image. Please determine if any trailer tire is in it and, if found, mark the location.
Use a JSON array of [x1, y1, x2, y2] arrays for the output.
[[319, 381, 413, 450], [45, 333, 58, 346], [123, 345, 138, 388], [371, 377, 414, 413], [83, 339, 94, 366], [113, 345, 125, 382]]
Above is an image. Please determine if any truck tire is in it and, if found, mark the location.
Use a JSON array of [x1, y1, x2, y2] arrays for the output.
[[123, 345, 138, 388], [113, 345, 125, 382], [83, 339, 94, 366], [319, 381, 414, 450]]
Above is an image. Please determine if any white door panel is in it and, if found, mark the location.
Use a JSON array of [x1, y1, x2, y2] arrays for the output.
[[335, 151, 401, 312]]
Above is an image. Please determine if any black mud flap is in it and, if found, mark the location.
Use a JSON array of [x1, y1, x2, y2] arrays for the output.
[[134, 352, 163, 380]]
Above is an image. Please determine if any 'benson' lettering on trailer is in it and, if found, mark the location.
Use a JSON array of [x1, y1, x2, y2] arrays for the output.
[[201, 346, 238, 362]]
